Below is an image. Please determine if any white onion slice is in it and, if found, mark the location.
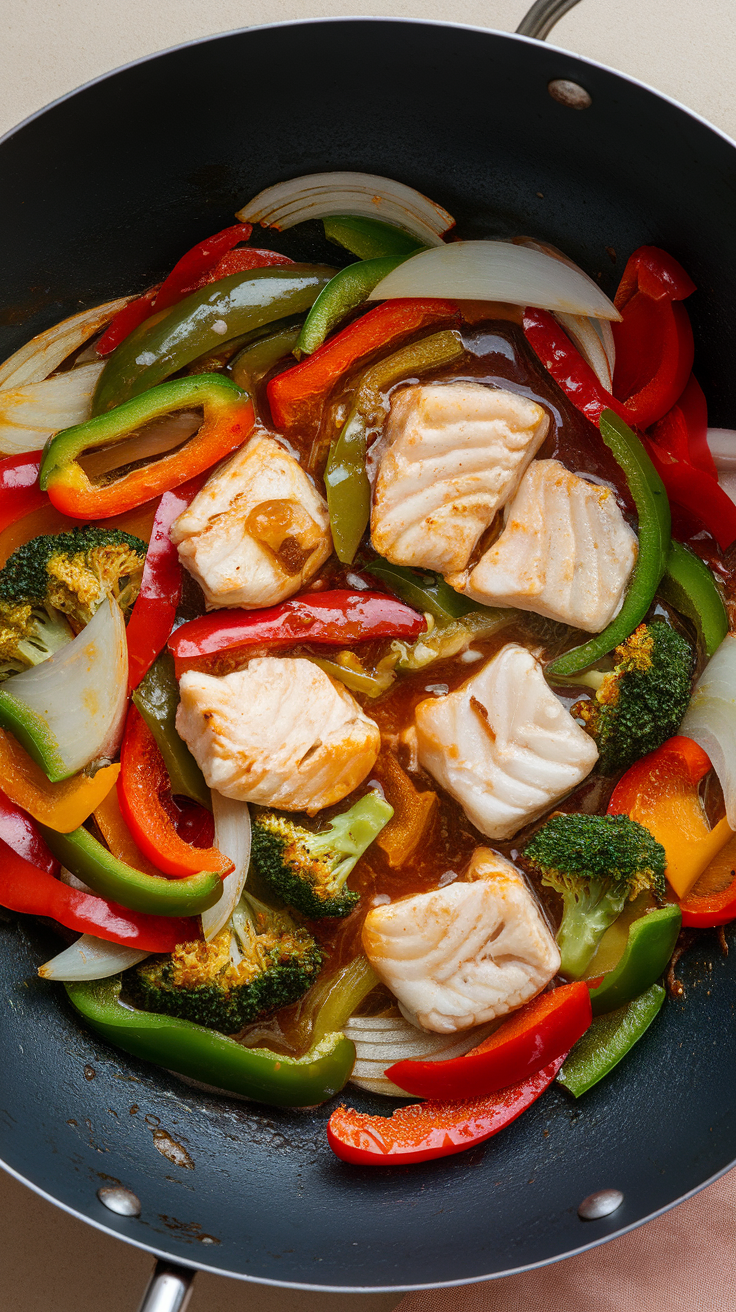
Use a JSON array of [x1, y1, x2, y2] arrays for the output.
[[201, 792, 251, 941], [345, 1014, 498, 1097], [0, 361, 105, 455], [39, 934, 149, 981], [555, 313, 613, 390], [368, 241, 621, 319], [708, 428, 736, 471], [2, 596, 128, 779], [236, 172, 454, 249], [681, 634, 736, 829], [0, 297, 130, 391]]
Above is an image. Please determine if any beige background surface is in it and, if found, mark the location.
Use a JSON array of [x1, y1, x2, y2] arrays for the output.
[[1, 1, 735, 1309]]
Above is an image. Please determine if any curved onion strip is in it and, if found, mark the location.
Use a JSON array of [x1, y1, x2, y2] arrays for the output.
[[0, 297, 130, 391], [4, 597, 128, 777], [0, 362, 105, 455], [236, 172, 454, 248], [345, 1014, 498, 1097], [708, 428, 736, 471], [514, 236, 617, 376], [594, 318, 616, 376], [681, 634, 736, 829], [39, 934, 149, 981], [555, 313, 613, 390], [368, 241, 621, 320], [201, 793, 251, 941]]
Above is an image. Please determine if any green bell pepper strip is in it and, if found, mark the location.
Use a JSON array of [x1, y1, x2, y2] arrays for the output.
[[588, 904, 681, 1016], [366, 559, 486, 622], [132, 653, 210, 811], [92, 266, 336, 414], [296, 257, 409, 358], [0, 692, 68, 781], [557, 983, 665, 1097], [547, 409, 672, 678], [325, 329, 465, 564], [323, 215, 423, 260], [229, 319, 304, 390], [660, 539, 728, 659], [38, 821, 222, 917], [65, 976, 355, 1108]]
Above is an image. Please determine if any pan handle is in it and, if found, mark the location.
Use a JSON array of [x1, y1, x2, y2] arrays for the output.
[[137, 1260, 195, 1312], [516, 0, 583, 40]]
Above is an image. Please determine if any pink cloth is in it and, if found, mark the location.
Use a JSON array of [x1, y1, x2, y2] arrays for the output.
[[396, 1169, 736, 1312]]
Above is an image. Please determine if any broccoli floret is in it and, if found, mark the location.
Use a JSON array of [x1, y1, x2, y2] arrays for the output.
[[571, 621, 693, 774], [0, 526, 146, 680], [129, 892, 322, 1033], [524, 812, 667, 979], [251, 792, 394, 919]]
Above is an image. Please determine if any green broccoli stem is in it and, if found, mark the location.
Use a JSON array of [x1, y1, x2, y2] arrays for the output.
[[557, 885, 630, 979], [307, 792, 394, 890], [549, 668, 607, 692]]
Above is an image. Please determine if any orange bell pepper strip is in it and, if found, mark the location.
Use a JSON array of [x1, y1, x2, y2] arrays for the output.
[[94, 787, 168, 879], [679, 831, 736, 927], [0, 726, 118, 832], [607, 735, 734, 899], [370, 753, 438, 868]]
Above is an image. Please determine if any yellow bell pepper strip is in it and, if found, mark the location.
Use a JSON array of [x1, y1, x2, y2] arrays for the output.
[[659, 540, 728, 660], [370, 752, 439, 868], [325, 328, 465, 564], [587, 906, 681, 1015], [0, 726, 118, 832], [323, 215, 424, 260], [296, 256, 410, 358], [557, 984, 665, 1097], [39, 375, 253, 520], [94, 786, 169, 879], [608, 734, 735, 898], [65, 975, 356, 1108]]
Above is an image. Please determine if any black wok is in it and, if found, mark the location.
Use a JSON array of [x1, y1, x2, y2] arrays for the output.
[[2, 8, 736, 1305]]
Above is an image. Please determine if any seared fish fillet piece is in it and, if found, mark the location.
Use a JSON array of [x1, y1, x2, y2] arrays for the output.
[[447, 458, 637, 632], [171, 433, 331, 609], [371, 382, 549, 572], [362, 847, 560, 1033], [415, 642, 598, 840], [176, 658, 380, 814]]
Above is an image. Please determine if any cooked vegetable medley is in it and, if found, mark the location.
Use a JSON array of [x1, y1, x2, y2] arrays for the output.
[[2, 171, 736, 1162]]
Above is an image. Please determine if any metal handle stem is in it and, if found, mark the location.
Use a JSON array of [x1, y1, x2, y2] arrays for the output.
[[516, 0, 583, 40], [137, 1260, 195, 1312]]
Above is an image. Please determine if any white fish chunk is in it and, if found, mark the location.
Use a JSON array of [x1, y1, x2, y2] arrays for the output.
[[170, 433, 331, 609], [415, 642, 598, 840], [176, 657, 380, 814], [371, 382, 549, 572], [447, 458, 637, 632], [362, 847, 560, 1033]]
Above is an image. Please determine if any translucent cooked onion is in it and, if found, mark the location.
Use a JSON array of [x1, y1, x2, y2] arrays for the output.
[[345, 1013, 498, 1096], [236, 172, 454, 248], [0, 361, 105, 455], [705, 429, 736, 505], [39, 934, 149, 980], [201, 793, 251, 941], [681, 634, 736, 829], [0, 297, 130, 391], [368, 241, 621, 319], [555, 312, 613, 390]]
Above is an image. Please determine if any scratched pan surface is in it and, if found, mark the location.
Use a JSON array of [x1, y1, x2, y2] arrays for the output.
[[1, 18, 736, 1291]]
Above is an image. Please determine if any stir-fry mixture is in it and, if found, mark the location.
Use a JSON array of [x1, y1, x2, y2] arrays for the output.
[[2, 172, 736, 1166]]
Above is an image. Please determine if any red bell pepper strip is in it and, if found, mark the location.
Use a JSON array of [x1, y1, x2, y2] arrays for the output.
[[680, 864, 736, 928], [196, 248, 295, 286], [95, 288, 162, 358], [0, 786, 59, 874], [522, 308, 629, 427], [0, 837, 192, 951], [268, 298, 459, 433], [386, 983, 591, 1100], [118, 705, 232, 878], [0, 454, 47, 533], [168, 590, 427, 677], [640, 434, 736, 551], [612, 247, 695, 429], [326, 1056, 565, 1166], [649, 374, 717, 478], [126, 472, 208, 692], [155, 223, 254, 311]]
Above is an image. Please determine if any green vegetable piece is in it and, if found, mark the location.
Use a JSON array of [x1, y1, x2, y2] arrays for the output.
[[547, 410, 671, 678], [392, 610, 516, 672], [132, 652, 210, 810], [310, 955, 380, 1045], [660, 539, 728, 659], [366, 559, 489, 622], [92, 266, 336, 414], [39, 822, 222, 917], [229, 319, 304, 389], [251, 792, 394, 919], [297, 257, 407, 358], [323, 215, 423, 260], [307, 655, 395, 698], [0, 692, 68, 780], [66, 975, 355, 1108], [557, 983, 666, 1097], [588, 904, 682, 1015]]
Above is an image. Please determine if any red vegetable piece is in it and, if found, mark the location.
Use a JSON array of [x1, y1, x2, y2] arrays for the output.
[[614, 246, 696, 308], [95, 288, 161, 358], [0, 837, 192, 951], [522, 308, 629, 427], [612, 246, 695, 429], [197, 248, 295, 286], [680, 871, 736, 928], [386, 983, 591, 1100], [155, 223, 254, 311], [0, 453, 47, 533], [168, 590, 427, 677], [326, 1056, 565, 1166], [641, 433, 736, 551], [0, 787, 59, 875]]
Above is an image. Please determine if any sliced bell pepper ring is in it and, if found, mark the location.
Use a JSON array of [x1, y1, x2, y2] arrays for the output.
[[612, 247, 695, 429], [547, 410, 671, 678], [0, 785, 59, 874], [386, 982, 591, 1100], [296, 257, 410, 358], [660, 540, 728, 659], [168, 590, 426, 677], [608, 734, 734, 899], [326, 1055, 565, 1166], [0, 453, 48, 533], [587, 906, 681, 1015], [66, 975, 356, 1108], [557, 983, 665, 1097], [154, 223, 254, 311], [0, 726, 119, 832], [95, 288, 162, 358], [0, 839, 192, 951], [39, 374, 253, 520], [132, 652, 210, 809], [522, 308, 630, 428], [679, 831, 736, 926], [267, 298, 459, 435], [118, 705, 229, 878], [323, 216, 424, 261]]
